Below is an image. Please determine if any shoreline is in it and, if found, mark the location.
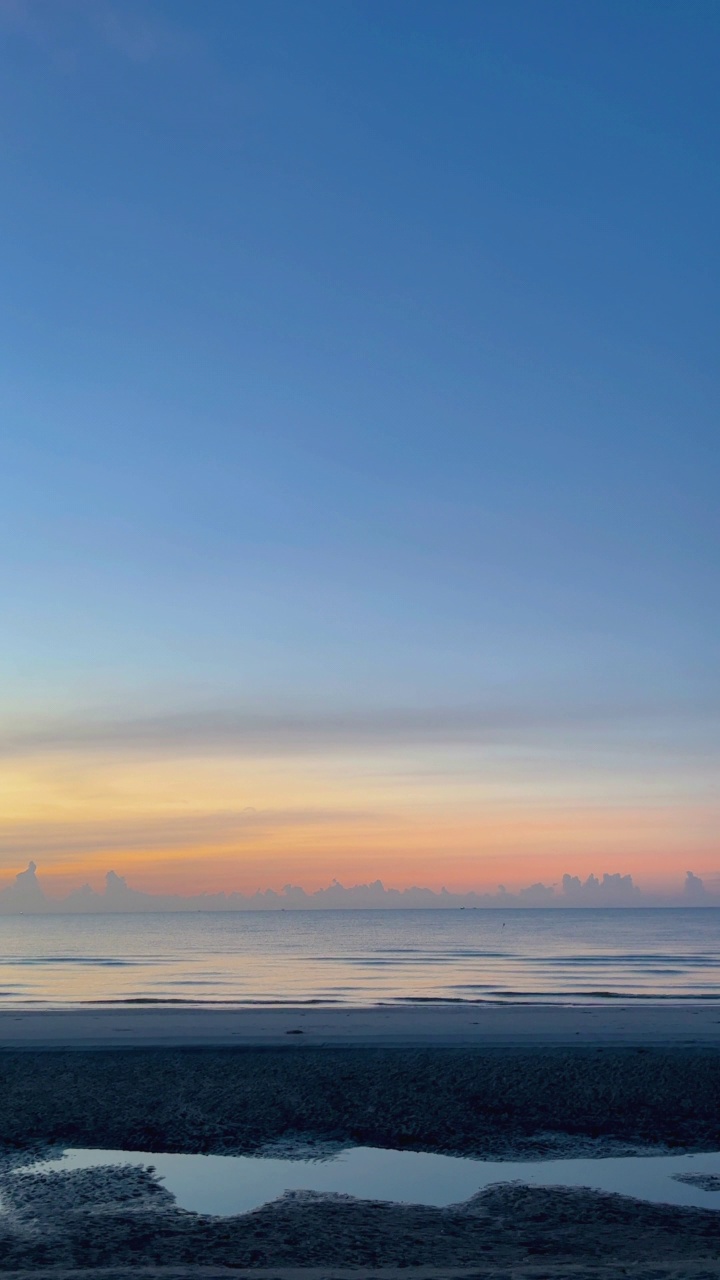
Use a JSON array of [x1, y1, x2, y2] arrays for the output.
[[1, 1001, 720, 1049]]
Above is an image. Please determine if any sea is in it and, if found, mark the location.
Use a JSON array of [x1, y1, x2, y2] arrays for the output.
[[1, 908, 719, 1007]]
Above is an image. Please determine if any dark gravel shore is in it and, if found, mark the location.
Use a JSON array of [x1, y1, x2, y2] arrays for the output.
[[1, 1045, 720, 1156], [2, 1046, 720, 1276]]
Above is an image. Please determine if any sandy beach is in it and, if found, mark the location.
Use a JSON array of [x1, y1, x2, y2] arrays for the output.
[[2, 1000, 720, 1049], [2, 1005, 720, 1276]]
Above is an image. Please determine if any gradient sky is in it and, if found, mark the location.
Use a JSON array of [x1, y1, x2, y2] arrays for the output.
[[1, 0, 718, 897]]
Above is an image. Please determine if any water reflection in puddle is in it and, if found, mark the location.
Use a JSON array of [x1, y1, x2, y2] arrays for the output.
[[22, 1146, 720, 1216]]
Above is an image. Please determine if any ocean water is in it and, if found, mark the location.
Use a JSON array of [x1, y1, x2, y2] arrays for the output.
[[1, 908, 719, 1007]]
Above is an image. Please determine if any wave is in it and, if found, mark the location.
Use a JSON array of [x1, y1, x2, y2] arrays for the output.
[[544, 954, 720, 967], [8, 956, 140, 966], [82, 996, 347, 1006]]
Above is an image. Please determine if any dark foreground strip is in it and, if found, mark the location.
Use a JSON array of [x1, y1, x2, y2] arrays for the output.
[[1, 1046, 719, 1155], [2, 1269, 720, 1280]]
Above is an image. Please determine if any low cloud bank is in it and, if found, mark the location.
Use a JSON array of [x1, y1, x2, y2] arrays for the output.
[[0, 863, 716, 913]]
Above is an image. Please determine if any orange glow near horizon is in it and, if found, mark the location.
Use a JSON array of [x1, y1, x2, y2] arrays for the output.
[[2, 806, 718, 899], [1, 743, 717, 900]]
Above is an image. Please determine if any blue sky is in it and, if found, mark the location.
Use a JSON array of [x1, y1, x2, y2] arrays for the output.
[[0, 0, 718, 893]]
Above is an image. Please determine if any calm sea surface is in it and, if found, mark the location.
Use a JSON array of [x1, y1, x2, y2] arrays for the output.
[[1, 909, 719, 1007]]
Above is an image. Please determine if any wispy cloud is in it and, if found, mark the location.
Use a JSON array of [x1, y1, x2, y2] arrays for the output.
[[0, 805, 387, 857], [0, 698, 716, 760]]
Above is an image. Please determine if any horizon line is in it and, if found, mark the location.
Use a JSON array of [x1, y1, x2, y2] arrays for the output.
[[0, 862, 715, 913]]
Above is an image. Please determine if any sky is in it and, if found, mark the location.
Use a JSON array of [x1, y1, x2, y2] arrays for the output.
[[1, 0, 718, 900]]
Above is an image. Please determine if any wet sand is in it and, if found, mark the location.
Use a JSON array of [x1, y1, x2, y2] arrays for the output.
[[2, 1001, 720, 1049], [2, 1007, 720, 1276], [3, 1272, 720, 1280], [2, 1043, 720, 1155], [2, 1156, 720, 1277], [4, 1270, 720, 1280]]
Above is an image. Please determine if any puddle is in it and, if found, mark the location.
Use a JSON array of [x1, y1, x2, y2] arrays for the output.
[[17, 1146, 720, 1216]]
